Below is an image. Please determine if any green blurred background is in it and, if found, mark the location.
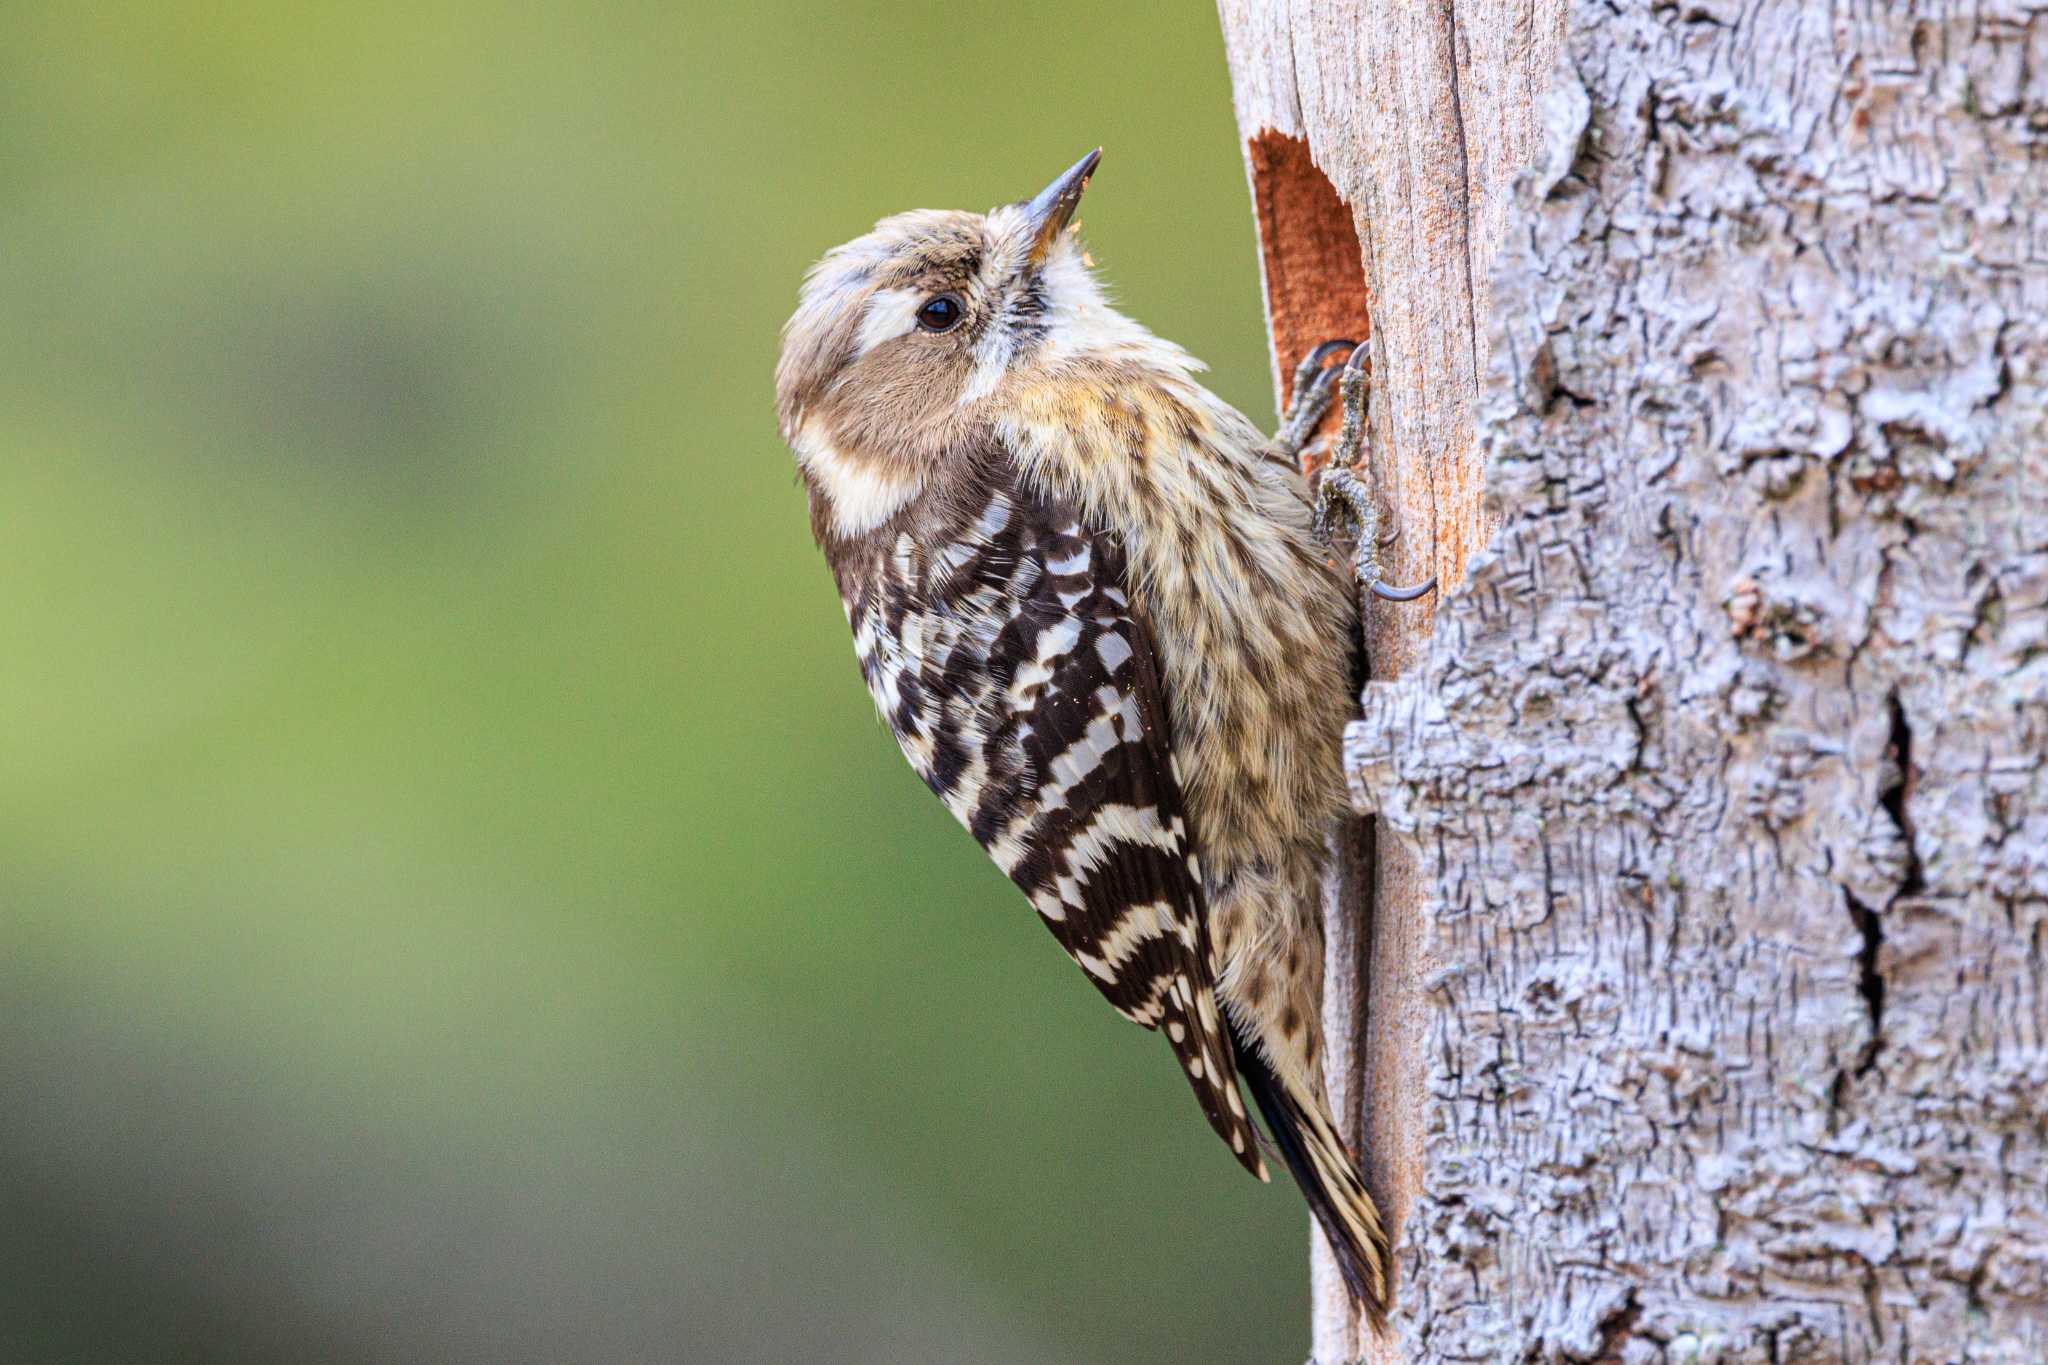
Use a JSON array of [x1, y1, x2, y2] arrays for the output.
[[1, 4, 1305, 1361]]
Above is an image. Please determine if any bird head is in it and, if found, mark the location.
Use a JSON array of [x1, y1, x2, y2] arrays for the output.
[[777, 150, 1167, 540]]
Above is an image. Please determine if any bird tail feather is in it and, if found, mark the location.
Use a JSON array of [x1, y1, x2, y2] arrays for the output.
[[1232, 1024, 1390, 1328]]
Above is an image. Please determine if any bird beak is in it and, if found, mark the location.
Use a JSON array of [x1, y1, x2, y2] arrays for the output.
[[1023, 148, 1101, 266]]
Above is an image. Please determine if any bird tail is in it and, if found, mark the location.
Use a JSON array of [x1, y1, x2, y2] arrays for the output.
[[1232, 1023, 1390, 1328]]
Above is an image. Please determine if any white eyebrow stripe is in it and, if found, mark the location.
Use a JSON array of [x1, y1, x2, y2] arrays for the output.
[[854, 287, 926, 357]]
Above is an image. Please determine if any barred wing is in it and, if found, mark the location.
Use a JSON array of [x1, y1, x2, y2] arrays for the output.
[[846, 479, 1265, 1178]]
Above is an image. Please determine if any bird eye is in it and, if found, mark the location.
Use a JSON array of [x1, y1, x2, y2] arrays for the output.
[[916, 294, 963, 333]]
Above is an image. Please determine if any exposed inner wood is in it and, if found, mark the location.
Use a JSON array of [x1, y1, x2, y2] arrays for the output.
[[1245, 131, 1371, 475]]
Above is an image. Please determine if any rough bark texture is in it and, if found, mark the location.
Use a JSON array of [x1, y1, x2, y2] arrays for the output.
[[1225, 0, 2048, 1360]]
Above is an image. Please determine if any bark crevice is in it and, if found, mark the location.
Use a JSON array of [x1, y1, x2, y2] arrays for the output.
[[1881, 691, 1924, 899], [1842, 888, 1887, 1081]]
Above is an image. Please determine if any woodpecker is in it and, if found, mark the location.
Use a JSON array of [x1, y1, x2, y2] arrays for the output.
[[775, 149, 1428, 1324]]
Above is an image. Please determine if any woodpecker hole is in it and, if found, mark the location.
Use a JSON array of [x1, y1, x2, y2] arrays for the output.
[[1245, 131, 1372, 473]]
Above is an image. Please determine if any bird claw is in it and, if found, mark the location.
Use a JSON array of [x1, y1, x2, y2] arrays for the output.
[[1274, 340, 1358, 464], [1313, 346, 1436, 606], [1369, 575, 1438, 603]]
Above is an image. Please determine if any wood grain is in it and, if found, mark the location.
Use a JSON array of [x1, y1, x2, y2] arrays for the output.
[[1215, 2, 1565, 1358]]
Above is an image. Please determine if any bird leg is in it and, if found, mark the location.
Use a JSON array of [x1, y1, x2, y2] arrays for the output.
[[1312, 347, 1437, 604], [1273, 339, 1355, 466]]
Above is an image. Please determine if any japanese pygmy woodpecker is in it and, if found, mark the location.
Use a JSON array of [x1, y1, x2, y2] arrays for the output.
[[775, 149, 1418, 1322]]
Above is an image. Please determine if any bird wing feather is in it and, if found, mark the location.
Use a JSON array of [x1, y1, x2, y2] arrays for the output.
[[841, 457, 1266, 1179]]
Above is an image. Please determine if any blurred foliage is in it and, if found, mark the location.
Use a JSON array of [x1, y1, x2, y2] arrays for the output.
[[0, 3, 1308, 1361]]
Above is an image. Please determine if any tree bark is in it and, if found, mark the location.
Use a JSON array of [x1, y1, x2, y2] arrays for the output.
[[1220, 1, 2048, 1360]]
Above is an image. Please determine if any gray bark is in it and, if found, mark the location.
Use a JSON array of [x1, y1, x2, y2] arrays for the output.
[[1223, 1, 2048, 1360]]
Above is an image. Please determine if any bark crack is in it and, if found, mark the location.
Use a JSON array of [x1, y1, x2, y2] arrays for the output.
[[1842, 888, 1887, 1080], [1442, 0, 1484, 392], [1587, 1288, 1642, 1364], [1841, 693, 1919, 1084], [1880, 692, 1924, 897]]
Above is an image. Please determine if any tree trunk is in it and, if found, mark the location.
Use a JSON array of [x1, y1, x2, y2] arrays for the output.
[[1220, 2, 2048, 1361]]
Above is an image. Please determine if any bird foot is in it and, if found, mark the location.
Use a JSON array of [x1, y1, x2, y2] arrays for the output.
[[1274, 339, 1356, 466], [1310, 346, 1436, 605]]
